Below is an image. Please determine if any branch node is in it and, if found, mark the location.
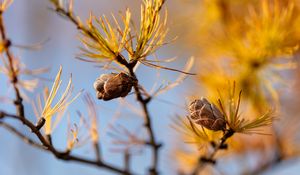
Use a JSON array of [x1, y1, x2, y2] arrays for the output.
[[3, 38, 11, 47], [13, 98, 22, 105], [144, 97, 152, 104], [219, 143, 228, 150], [210, 141, 216, 148], [128, 59, 138, 69], [221, 129, 235, 143], [200, 157, 216, 164], [46, 134, 53, 146], [156, 143, 163, 149], [149, 168, 159, 175], [115, 54, 129, 67], [35, 117, 46, 130]]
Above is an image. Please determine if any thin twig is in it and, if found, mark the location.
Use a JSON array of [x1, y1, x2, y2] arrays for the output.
[[124, 150, 131, 173], [48, 3, 162, 174], [191, 129, 235, 175], [242, 127, 283, 175], [128, 62, 162, 175], [0, 111, 133, 175], [242, 156, 300, 175], [93, 142, 102, 162], [0, 9, 25, 119], [0, 121, 47, 150]]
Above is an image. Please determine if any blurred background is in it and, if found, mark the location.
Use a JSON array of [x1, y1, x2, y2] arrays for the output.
[[1, 0, 300, 175]]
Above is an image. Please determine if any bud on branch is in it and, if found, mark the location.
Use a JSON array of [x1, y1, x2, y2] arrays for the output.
[[189, 98, 226, 131], [93, 72, 137, 101]]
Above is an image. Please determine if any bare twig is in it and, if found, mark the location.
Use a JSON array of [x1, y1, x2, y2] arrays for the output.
[[0, 8, 25, 119], [0, 111, 133, 175], [124, 150, 131, 173], [0, 121, 47, 150], [242, 156, 299, 175], [242, 127, 283, 175], [0, 2, 133, 174], [191, 129, 235, 175], [93, 142, 102, 162], [48, 2, 163, 174], [128, 65, 162, 175]]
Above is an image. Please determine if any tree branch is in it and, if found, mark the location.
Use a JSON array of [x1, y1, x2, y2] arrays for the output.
[[0, 111, 133, 175], [128, 65, 162, 175], [124, 150, 131, 173], [0, 3, 133, 174], [48, 2, 163, 174], [191, 129, 235, 175], [93, 142, 102, 162], [0, 9, 25, 119], [0, 121, 47, 150], [242, 156, 299, 175], [242, 127, 284, 175]]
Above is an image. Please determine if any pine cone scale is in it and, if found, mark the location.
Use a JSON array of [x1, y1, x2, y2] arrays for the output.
[[189, 98, 226, 131]]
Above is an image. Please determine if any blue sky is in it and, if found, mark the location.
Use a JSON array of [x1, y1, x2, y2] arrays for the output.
[[0, 1, 194, 174], [1, 1, 300, 175]]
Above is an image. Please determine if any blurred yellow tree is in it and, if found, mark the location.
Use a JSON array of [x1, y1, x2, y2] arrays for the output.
[[172, 0, 300, 174]]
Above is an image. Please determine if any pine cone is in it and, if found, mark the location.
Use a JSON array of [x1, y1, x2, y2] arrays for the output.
[[93, 73, 136, 101], [189, 97, 226, 131]]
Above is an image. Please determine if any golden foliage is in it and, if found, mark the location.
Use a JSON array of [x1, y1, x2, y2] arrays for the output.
[[132, 0, 168, 60], [33, 66, 81, 135], [171, 1, 299, 171], [76, 0, 168, 65], [173, 84, 274, 148], [217, 86, 275, 134], [184, 0, 300, 110], [80, 9, 131, 61]]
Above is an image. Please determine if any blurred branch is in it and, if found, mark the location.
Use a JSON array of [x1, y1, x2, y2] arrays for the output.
[[0, 7, 25, 119], [0, 121, 47, 150], [243, 156, 299, 175], [191, 129, 235, 175], [93, 142, 102, 162], [124, 150, 131, 172], [243, 157, 281, 175], [0, 111, 133, 175], [48, 1, 163, 174], [242, 127, 284, 175], [128, 66, 162, 174]]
